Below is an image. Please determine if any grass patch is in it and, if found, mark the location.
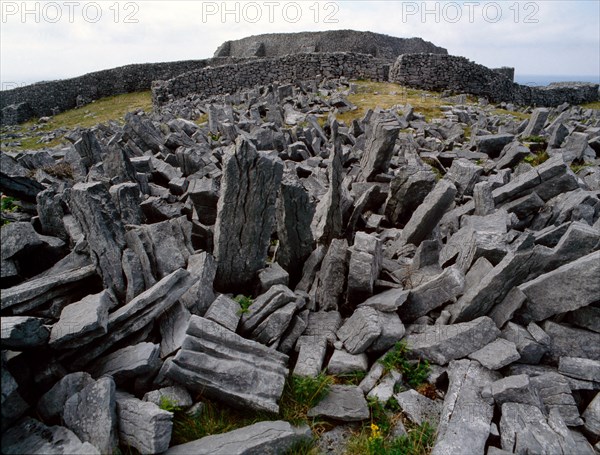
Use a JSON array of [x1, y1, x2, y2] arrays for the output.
[[282, 438, 319, 455], [279, 374, 333, 426], [233, 295, 253, 315], [582, 101, 600, 110], [2, 91, 152, 151], [1, 195, 19, 226], [380, 342, 431, 389], [570, 161, 595, 173], [158, 396, 183, 413], [335, 81, 451, 125], [522, 135, 546, 143], [492, 108, 530, 122], [523, 151, 550, 167], [333, 371, 367, 386], [171, 399, 273, 446]]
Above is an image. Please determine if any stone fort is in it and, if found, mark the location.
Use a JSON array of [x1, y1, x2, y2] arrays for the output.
[[1, 30, 598, 124]]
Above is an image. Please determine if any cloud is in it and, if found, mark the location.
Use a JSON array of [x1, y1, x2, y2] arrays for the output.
[[1, 0, 598, 86]]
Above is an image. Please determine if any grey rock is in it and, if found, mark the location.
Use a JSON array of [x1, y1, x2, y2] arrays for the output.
[[444, 158, 483, 197], [337, 307, 381, 354], [473, 181, 495, 216], [412, 239, 441, 270], [385, 164, 436, 226], [143, 386, 193, 408], [0, 264, 97, 314], [488, 286, 527, 329], [109, 182, 144, 225], [562, 131, 596, 163], [450, 247, 534, 323], [521, 108, 549, 137], [251, 301, 297, 345], [68, 182, 127, 298], [583, 392, 600, 437], [368, 370, 402, 403], [566, 306, 600, 333], [1, 358, 29, 432], [214, 137, 283, 291], [307, 385, 369, 421], [491, 374, 543, 408], [1, 316, 49, 349], [159, 301, 191, 358], [327, 349, 369, 375], [315, 239, 349, 311], [294, 335, 327, 377], [496, 142, 531, 170], [316, 424, 355, 455], [543, 321, 600, 362], [358, 288, 409, 312], [239, 284, 296, 335], [91, 342, 161, 382], [49, 290, 112, 349], [275, 175, 315, 284], [164, 420, 312, 455], [468, 338, 520, 370], [500, 404, 583, 454], [277, 310, 308, 354], [531, 372, 583, 426], [474, 133, 514, 158], [179, 252, 217, 315], [463, 257, 494, 293], [432, 360, 500, 455], [501, 322, 546, 364], [492, 155, 578, 204], [1, 418, 99, 455], [1, 221, 43, 261], [346, 233, 382, 305], [116, 391, 173, 454], [67, 269, 192, 369], [63, 376, 117, 454], [359, 362, 386, 394], [439, 209, 509, 273], [311, 122, 343, 244], [258, 262, 289, 293], [517, 251, 600, 323], [394, 389, 442, 426], [204, 294, 241, 332], [558, 357, 600, 383], [37, 372, 95, 422], [359, 114, 401, 181], [303, 311, 342, 344], [397, 179, 457, 247], [370, 311, 405, 352], [167, 316, 288, 413], [406, 316, 500, 365], [402, 267, 464, 322], [295, 245, 326, 293], [188, 177, 219, 225]]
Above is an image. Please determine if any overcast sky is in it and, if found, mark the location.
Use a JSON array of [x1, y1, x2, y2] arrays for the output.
[[1, 0, 599, 88]]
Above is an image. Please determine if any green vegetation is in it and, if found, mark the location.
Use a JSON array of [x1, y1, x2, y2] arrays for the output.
[[171, 399, 273, 446], [282, 438, 319, 455], [334, 371, 367, 386], [346, 402, 436, 455], [522, 135, 546, 143], [2, 91, 153, 151], [1, 195, 18, 226], [379, 341, 431, 389], [523, 151, 550, 167], [233, 295, 253, 315], [582, 101, 600, 110], [570, 161, 594, 173], [158, 396, 183, 413], [279, 374, 333, 426], [336, 81, 451, 125]]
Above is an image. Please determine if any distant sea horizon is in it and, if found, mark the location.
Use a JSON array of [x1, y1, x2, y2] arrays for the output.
[[515, 74, 600, 86]]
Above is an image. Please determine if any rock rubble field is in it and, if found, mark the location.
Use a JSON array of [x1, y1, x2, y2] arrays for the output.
[[1, 77, 600, 455]]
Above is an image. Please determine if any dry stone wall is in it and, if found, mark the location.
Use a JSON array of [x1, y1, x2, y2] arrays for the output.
[[152, 53, 389, 106], [0, 59, 243, 124], [214, 30, 448, 59], [390, 53, 599, 107]]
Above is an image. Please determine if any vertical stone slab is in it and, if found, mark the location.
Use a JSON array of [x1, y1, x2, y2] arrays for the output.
[[214, 137, 283, 291]]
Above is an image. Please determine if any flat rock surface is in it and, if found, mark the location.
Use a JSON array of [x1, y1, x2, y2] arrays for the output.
[[307, 385, 370, 421]]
